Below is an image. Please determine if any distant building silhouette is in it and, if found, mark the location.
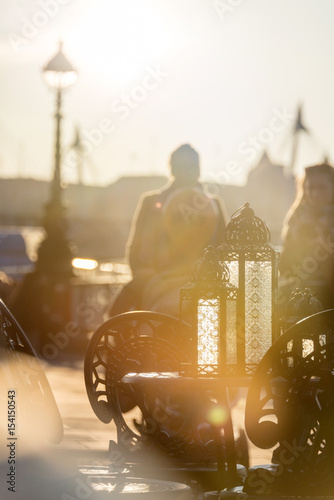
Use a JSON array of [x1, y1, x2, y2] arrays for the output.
[[0, 157, 295, 261], [242, 151, 296, 244]]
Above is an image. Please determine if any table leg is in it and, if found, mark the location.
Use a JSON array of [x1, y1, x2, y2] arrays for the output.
[[214, 387, 238, 490]]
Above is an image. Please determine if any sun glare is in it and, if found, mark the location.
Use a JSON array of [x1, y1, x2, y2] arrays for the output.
[[64, 1, 174, 86]]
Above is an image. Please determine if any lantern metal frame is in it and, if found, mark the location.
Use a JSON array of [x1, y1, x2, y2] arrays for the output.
[[180, 246, 238, 376], [219, 203, 279, 376], [181, 203, 280, 378], [218, 203, 280, 376]]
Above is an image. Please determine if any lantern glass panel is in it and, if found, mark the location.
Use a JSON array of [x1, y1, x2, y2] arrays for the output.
[[245, 260, 272, 365], [226, 297, 237, 365], [226, 260, 238, 287], [197, 298, 220, 373]]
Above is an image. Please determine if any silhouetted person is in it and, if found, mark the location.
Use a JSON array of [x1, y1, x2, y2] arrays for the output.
[[108, 143, 228, 318], [279, 162, 334, 309]]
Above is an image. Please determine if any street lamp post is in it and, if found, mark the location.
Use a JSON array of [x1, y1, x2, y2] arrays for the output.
[[36, 42, 77, 276]]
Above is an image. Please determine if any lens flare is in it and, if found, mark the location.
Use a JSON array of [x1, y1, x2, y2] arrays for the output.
[[207, 405, 229, 427]]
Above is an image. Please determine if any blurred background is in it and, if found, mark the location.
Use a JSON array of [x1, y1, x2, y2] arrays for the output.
[[0, 0, 333, 352], [0, 4, 333, 491]]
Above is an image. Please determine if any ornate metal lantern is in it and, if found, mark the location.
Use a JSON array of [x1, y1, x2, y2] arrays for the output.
[[218, 203, 279, 376], [180, 246, 238, 376]]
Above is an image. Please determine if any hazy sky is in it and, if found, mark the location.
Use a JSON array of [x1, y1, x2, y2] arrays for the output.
[[0, 0, 334, 186]]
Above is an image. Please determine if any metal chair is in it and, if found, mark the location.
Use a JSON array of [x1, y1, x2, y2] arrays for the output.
[[0, 298, 63, 446], [204, 308, 334, 498], [84, 310, 248, 494]]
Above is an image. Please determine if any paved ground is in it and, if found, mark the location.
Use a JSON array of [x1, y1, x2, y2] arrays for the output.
[[45, 361, 114, 462]]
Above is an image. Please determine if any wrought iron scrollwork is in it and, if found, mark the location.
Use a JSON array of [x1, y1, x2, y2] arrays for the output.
[[84, 311, 224, 462], [245, 309, 334, 496], [225, 202, 271, 245], [0, 299, 63, 445], [191, 246, 230, 289]]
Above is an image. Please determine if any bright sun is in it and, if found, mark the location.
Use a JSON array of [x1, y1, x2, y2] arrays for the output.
[[64, 0, 174, 87]]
